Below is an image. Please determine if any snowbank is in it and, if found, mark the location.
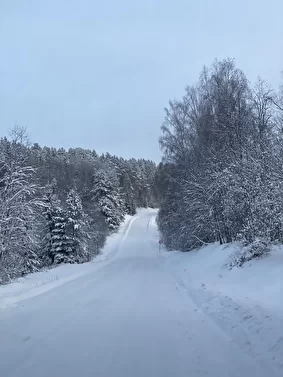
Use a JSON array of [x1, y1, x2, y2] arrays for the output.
[[0, 213, 139, 310], [162, 243, 283, 372], [162, 242, 283, 311]]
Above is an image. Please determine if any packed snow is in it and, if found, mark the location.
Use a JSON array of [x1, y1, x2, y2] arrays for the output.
[[0, 209, 282, 376]]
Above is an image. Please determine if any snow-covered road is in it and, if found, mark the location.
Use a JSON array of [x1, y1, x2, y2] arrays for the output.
[[0, 210, 280, 376]]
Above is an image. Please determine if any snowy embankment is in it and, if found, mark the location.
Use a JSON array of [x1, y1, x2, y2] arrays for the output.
[[0, 212, 140, 310], [162, 242, 283, 372]]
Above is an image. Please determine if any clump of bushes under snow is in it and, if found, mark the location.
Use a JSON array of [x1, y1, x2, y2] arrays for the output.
[[226, 238, 270, 269]]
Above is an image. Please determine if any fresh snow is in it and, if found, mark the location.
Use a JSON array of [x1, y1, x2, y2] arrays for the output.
[[162, 242, 283, 374], [0, 213, 138, 310], [0, 209, 282, 376]]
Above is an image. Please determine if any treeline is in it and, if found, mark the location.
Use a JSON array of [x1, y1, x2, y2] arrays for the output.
[[156, 58, 283, 253], [0, 128, 157, 283]]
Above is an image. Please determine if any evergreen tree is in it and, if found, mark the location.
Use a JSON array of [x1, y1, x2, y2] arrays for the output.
[[92, 167, 125, 230], [40, 179, 65, 264], [51, 210, 72, 264], [66, 188, 91, 262]]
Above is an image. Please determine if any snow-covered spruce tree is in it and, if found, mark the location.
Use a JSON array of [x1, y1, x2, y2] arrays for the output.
[[115, 158, 136, 215], [79, 183, 109, 256], [51, 210, 72, 264], [66, 188, 91, 263], [103, 155, 157, 215], [121, 171, 136, 215], [129, 159, 152, 208], [40, 179, 65, 264], [40, 184, 87, 265], [92, 166, 125, 231], [0, 133, 40, 283]]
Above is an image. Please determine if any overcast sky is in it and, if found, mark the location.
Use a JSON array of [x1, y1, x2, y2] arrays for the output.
[[0, 1, 282, 161]]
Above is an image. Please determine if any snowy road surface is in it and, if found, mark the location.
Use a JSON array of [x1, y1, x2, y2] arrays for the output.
[[0, 210, 280, 377]]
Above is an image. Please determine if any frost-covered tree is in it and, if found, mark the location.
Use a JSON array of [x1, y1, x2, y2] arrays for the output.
[[92, 167, 125, 230], [40, 185, 90, 265], [0, 131, 39, 282], [157, 59, 283, 254], [51, 209, 72, 264], [40, 179, 64, 264], [66, 188, 91, 262]]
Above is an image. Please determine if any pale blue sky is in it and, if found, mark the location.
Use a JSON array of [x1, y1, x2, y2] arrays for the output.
[[0, 0, 282, 161]]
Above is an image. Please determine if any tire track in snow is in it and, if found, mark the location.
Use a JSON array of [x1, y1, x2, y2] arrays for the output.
[[167, 269, 283, 376], [147, 216, 154, 231]]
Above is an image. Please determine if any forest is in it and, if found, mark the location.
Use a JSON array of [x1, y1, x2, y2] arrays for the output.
[[0, 127, 157, 283], [156, 58, 283, 265]]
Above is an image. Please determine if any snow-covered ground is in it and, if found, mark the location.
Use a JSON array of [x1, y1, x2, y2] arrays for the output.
[[0, 209, 282, 377], [161, 242, 283, 373]]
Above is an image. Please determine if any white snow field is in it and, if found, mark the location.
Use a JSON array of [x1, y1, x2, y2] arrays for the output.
[[0, 209, 282, 377]]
